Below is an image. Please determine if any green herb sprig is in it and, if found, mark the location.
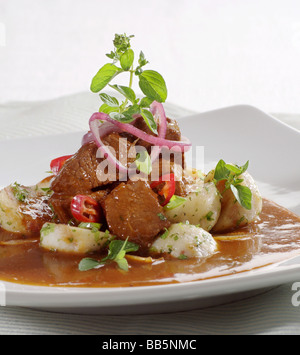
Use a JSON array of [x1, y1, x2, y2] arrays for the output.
[[78, 237, 139, 272], [214, 160, 252, 210], [90, 33, 168, 134]]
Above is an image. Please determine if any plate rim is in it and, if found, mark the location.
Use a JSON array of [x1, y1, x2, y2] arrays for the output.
[[1, 104, 300, 310]]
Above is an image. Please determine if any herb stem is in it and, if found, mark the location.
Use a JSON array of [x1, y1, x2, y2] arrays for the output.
[[129, 67, 134, 89], [123, 67, 134, 108]]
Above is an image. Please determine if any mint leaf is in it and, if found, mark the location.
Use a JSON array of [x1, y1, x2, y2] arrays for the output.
[[102, 238, 139, 267], [122, 104, 140, 119], [135, 51, 149, 75], [109, 84, 137, 104], [214, 159, 252, 210], [139, 70, 168, 103], [109, 112, 127, 121], [138, 51, 148, 67], [115, 257, 129, 271], [140, 108, 158, 135], [99, 93, 119, 107], [109, 111, 136, 123], [78, 258, 102, 271], [120, 49, 134, 71], [106, 51, 116, 60], [239, 161, 249, 175], [90, 64, 122, 93], [79, 238, 139, 272], [224, 163, 243, 175], [139, 97, 154, 108], [214, 160, 230, 181], [99, 104, 119, 114], [231, 184, 252, 210], [225, 160, 249, 176]]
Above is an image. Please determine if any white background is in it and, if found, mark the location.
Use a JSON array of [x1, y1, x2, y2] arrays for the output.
[[0, 0, 300, 115]]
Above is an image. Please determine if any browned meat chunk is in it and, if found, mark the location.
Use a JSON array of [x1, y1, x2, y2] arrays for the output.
[[48, 194, 73, 224], [49, 121, 182, 227], [49, 190, 109, 224], [133, 117, 182, 151], [165, 117, 182, 141], [51, 142, 100, 195], [50, 133, 137, 223], [101, 180, 170, 250], [51, 134, 137, 196]]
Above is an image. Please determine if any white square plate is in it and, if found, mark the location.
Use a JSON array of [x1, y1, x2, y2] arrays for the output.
[[0, 105, 299, 315]]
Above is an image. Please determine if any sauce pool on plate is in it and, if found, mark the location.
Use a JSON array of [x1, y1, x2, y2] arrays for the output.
[[0, 198, 299, 287]]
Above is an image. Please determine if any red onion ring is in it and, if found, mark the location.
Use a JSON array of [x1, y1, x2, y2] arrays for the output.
[[82, 122, 123, 146], [89, 118, 161, 174], [89, 119, 129, 173], [89, 113, 191, 152], [88, 102, 190, 173], [150, 101, 167, 139], [81, 131, 94, 146]]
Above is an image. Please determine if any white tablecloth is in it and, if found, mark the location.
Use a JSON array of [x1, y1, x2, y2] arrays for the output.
[[0, 92, 299, 335]]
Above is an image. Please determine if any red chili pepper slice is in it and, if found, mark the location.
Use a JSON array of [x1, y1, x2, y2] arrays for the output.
[[150, 173, 176, 206], [70, 195, 101, 223], [50, 155, 73, 175]]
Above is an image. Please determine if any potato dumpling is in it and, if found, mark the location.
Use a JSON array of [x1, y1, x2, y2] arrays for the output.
[[0, 187, 28, 234], [150, 223, 217, 259], [165, 181, 221, 232], [40, 223, 112, 254], [0, 177, 53, 235], [212, 171, 263, 233]]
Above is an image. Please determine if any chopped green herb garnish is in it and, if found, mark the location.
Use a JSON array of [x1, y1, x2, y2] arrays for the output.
[[164, 195, 186, 211], [40, 187, 53, 196], [160, 228, 169, 240], [11, 182, 28, 202], [78, 222, 102, 232], [205, 211, 214, 221], [236, 216, 246, 226], [78, 222, 103, 243], [172, 234, 179, 241], [157, 213, 167, 221], [178, 254, 188, 260], [40, 223, 55, 238]]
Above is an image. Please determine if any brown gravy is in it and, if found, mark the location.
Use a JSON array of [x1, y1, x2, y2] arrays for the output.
[[0, 198, 299, 287]]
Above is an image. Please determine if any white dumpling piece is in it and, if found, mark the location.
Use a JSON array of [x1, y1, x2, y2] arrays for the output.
[[150, 223, 217, 259], [0, 187, 28, 234], [0, 177, 52, 234], [165, 181, 221, 232], [40, 223, 112, 254], [212, 171, 263, 233]]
